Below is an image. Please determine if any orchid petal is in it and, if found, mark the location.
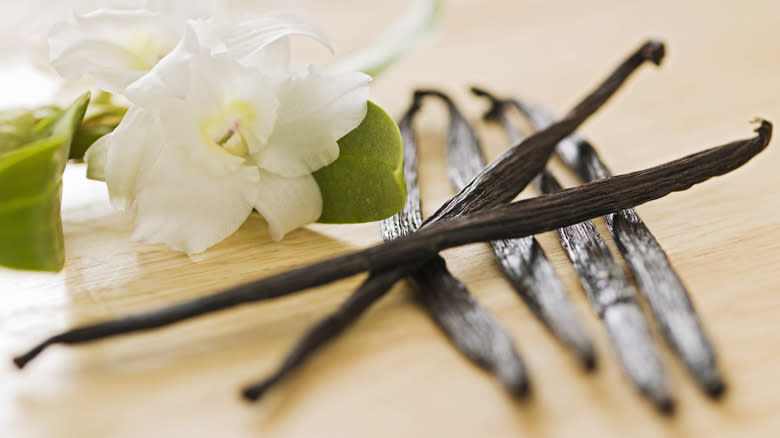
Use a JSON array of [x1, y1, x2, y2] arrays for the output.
[[126, 29, 279, 172], [101, 105, 163, 210], [217, 11, 334, 72], [187, 51, 278, 150], [127, 21, 279, 156], [48, 9, 161, 61], [132, 142, 261, 254], [124, 21, 201, 101], [84, 132, 109, 181], [187, 18, 229, 54], [48, 8, 180, 93], [244, 36, 290, 80], [255, 66, 370, 177], [49, 36, 146, 94], [254, 170, 322, 241], [147, 93, 247, 179]]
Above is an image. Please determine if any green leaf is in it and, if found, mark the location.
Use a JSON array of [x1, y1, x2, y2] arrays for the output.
[[0, 92, 90, 271], [314, 101, 406, 223]]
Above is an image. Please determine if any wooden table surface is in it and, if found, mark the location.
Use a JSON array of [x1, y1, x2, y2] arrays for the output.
[[3, 1, 780, 437]]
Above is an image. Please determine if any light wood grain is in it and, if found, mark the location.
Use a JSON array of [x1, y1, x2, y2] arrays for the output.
[[3, 1, 780, 437]]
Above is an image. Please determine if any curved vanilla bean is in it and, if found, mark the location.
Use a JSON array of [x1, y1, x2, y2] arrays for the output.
[[14, 120, 770, 369], [418, 89, 595, 369], [12, 40, 667, 367], [510, 100, 724, 397], [244, 99, 528, 400], [475, 88, 671, 411], [422, 40, 664, 225]]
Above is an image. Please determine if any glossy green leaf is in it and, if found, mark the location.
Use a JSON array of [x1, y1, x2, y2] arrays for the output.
[[314, 101, 405, 223], [0, 92, 90, 271]]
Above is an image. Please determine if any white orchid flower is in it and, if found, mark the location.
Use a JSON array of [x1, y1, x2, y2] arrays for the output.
[[48, 1, 333, 94], [86, 21, 371, 254]]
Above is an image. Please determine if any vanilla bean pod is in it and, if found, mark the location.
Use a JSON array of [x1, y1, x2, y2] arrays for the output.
[[417, 89, 595, 369], [14, 119, 771, 370], [382, 96, 529, 395], [14, 40, 669, 367], [243, 100, 528, 400], [509, 99, 724, 397], [474, 88, 671, 412], [422, 40, 664, 225]]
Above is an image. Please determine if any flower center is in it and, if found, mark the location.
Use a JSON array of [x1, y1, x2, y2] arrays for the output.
[[213, 120, 249, 156], [200, 101, 257, 157]]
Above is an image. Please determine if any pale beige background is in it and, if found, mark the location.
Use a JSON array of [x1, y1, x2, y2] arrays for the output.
[[3, 1, 780, 437]]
